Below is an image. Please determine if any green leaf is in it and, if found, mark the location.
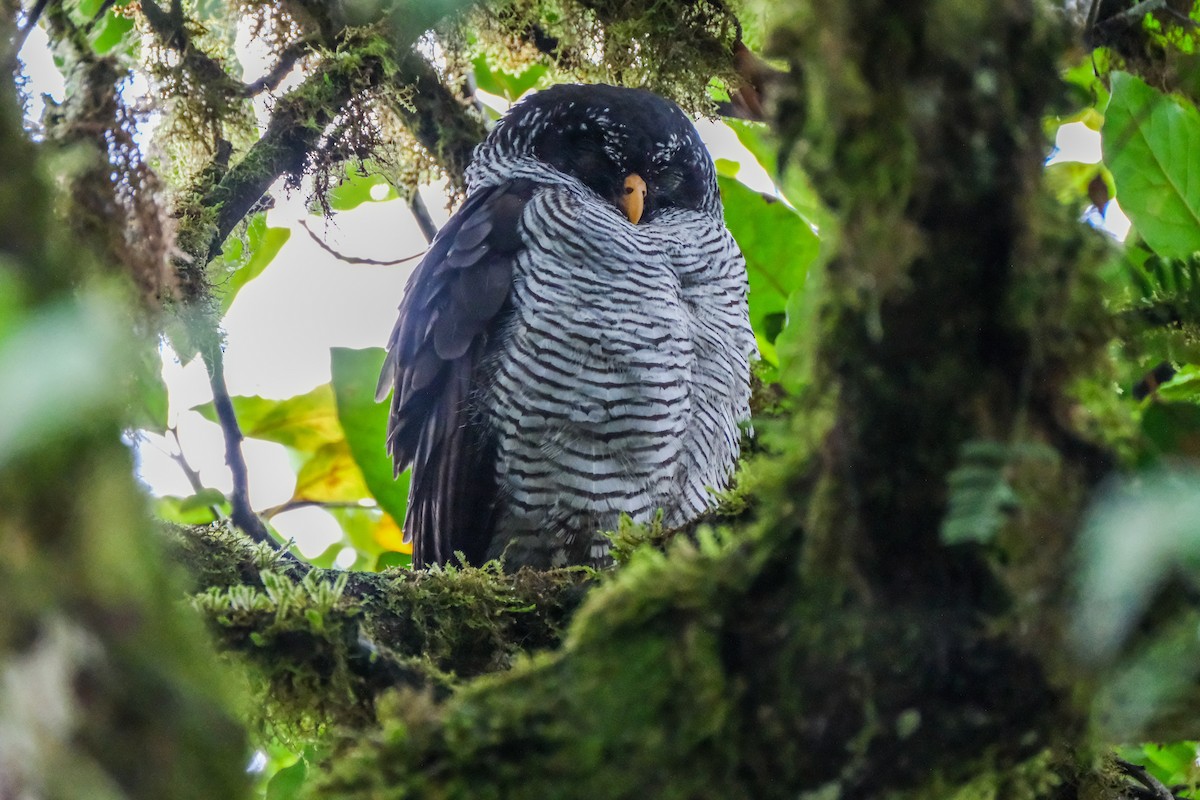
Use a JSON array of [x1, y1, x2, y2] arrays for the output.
[[1142, 401, 1200, 457], [724, 119, 825, 229], [265, 757, 307, 800], [0, 292, 128, 466], [154, 490, 229, 525], [328, 165, 399, 212], [375, 550, 412, 571], [192, 384, 342, 452], [212, 214, 290, 315], [327, 505, 402, 567], [1155, 364, 1200, 403], [940, 441, 1019, 545], [330, 347, 410, 533], [90, 8, 135, 56], [132, 343, 169, 431], [1103, 72, 1200, 259], [472, 55, 547, 101], [719, 176, 819, 364]]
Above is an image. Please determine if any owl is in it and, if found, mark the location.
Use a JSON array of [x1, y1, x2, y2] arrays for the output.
[[376, 84, 755, 569]]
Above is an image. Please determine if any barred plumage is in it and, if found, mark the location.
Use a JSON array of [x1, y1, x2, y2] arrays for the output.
[[377, 84, 755, 569]]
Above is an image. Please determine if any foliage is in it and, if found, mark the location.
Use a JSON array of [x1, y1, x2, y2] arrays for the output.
[[12, 0, 1200, 797]]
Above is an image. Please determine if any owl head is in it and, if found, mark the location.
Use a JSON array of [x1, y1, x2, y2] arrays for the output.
[[466, 84, 721, 223]]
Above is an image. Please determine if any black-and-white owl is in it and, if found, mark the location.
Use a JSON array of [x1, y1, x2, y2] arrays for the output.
[[376, 84, 755, 569]]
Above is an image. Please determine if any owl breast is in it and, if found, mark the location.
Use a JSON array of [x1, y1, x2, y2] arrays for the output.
[[474, 182, 751, 567]]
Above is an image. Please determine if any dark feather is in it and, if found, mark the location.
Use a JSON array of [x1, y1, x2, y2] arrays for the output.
[[377, 179, 536, 567]]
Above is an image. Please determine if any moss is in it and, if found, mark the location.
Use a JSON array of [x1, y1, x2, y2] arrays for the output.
[[466, 0, 741, 113], [172, 524, 591, 736]]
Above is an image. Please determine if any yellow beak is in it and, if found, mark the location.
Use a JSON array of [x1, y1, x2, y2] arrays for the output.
[[622, 173, 647, 224]]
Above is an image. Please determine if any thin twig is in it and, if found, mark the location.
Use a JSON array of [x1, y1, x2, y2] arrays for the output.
[[260, 499, 373, 519], [409, 190, 438, 244], [167, 427, 211, 498], [165, 426, 230, 522], [300, 217, 426, 265]]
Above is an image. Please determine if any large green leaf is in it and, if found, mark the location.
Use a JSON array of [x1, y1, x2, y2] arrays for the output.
[[719, 175, 819, 365], [1103, 72, 1200, 259], [154, 489, 229, 525], [192, 384, 342, 452], [472, 55, 547, 101], [724, 119, 825, 230], [330, 347, 410, 532], [211, 213, 290, 315], [265, 757, 308, 800], [327, 164, 399, 212]]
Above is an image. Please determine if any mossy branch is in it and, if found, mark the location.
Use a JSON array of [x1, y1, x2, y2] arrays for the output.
[[169, 524, 592, 725]]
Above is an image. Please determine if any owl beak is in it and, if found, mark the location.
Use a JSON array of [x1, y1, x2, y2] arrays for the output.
[[622, 173, 647, 224]]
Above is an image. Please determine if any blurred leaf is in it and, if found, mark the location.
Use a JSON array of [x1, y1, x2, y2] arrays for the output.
[[1043, 160, 1113, 209], [212, 214, 290, 315], [0, 262, 24, 341], [719, 175, 818, 365], [1139, 741, 1200, 785], [773, 260, 825, 394], [375, 550, 412, 571], [265, 756, 307, 800], [292, 441, 370, 503], [0, 292, 128, 466], [472, 55, 547, 100], [1142, 401, 1200, 457], [940, 441, 1020, 545], [193, 385, 342, 452], [90, 7, 135, 55], [330, 347, 410, 539], [1073, 467, 1200, 661], [328, 165, 398, 212], [154, 490, 229, 525], [1063, 49, 1112, 111], [941, 440, 1057, 545], [305, 541, 345, 570], [1103, 72, 1200, 259], [1155, 364, 1200, 403], [1094, 611, 1200, 740], [131, 344, 169, 431], [372, 512, 410, 554], [327, 506, 388, 569]]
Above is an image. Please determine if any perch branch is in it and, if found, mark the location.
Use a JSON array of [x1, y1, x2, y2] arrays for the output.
[[170, 523, 593, 720]]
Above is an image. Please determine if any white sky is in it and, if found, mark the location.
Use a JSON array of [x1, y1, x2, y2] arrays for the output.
[[16, 21, 1131, 555]]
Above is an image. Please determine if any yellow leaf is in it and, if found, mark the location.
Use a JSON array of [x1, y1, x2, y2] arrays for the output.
[[292, 441, 370, 502], [373, 512, 411, 554]]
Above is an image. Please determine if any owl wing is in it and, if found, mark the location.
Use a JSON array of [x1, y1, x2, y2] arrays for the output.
[[376, 179, 536, 568]]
